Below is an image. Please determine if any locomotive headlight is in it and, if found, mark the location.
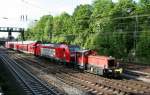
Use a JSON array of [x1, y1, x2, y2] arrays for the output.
[[115, 68, 123, 74], [108, 69, 112, 72]]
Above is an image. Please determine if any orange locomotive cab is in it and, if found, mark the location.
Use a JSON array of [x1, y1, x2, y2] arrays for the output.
[[76, 50, 122, 76], [87, 56, 122, 76], [105, 57, 123, 77], [87, 56, 108, 75]]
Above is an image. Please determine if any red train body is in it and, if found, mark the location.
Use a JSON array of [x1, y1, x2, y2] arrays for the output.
[[5, 41, 122, 76]]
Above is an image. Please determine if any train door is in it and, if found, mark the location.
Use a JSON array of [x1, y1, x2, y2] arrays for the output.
[[34, 44, 41, 56]]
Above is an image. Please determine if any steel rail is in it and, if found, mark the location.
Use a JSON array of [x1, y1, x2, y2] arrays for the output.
[[0, 54, 62, 95]]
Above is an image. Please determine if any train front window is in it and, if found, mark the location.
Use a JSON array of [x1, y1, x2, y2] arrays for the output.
[[108, 59, 116, 67], [69, 46, 80, 52]]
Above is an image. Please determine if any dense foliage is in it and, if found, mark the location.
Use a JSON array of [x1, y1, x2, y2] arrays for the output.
[[23, 0, 150, 63]]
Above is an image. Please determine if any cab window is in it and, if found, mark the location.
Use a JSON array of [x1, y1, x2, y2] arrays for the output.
[[69, 46, 80, 52], [108, 59, 116, 67]]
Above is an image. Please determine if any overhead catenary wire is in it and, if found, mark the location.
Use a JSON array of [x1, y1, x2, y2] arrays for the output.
[[20, 0, 50, 22], [21, 0, 48, 11]]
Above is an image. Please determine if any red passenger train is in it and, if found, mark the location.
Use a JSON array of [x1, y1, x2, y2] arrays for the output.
[[5, 41, 123, 77]]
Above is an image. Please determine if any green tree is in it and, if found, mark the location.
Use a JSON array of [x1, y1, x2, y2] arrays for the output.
[[111, 0, 136, 54], [88, 0, 114, 55], [136, 31, 150, 62], [44, 15, 53, 42], [37, 15, 50, 41], [20, 0, 150, 63], [52, 12, 73, 43], [72, 4, 92, 46]]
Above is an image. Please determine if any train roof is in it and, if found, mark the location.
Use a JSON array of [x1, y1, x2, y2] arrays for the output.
[[41, 43, 59, 47], [76, 50, 89, 53], [6, 41, 37, 44], [69, 44, 78, 46], [88, 55, 115, 60]]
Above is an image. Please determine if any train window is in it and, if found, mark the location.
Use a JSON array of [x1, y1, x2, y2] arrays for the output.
[[69, 46, 80, 52], [108, 60, 116, 67]]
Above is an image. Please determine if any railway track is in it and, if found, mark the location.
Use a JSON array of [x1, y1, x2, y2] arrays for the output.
[[125, 69, 150, 77], [11, 55, 87, 95], [123, 69, 150, 83], [120, 62, 150, 83], [0, 54, 63, 95], [10, 53, 150, 95], [12, 55, 104, 95]]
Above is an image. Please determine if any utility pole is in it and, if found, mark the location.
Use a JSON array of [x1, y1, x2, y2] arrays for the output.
[[8, 28, 12, 41], [133, 15, 138, 57], [21, 28, 25, 41]]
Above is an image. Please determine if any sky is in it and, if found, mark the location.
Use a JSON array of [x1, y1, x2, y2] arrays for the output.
[[0, 0, 139, 38], [0, 0, 94, 38]]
